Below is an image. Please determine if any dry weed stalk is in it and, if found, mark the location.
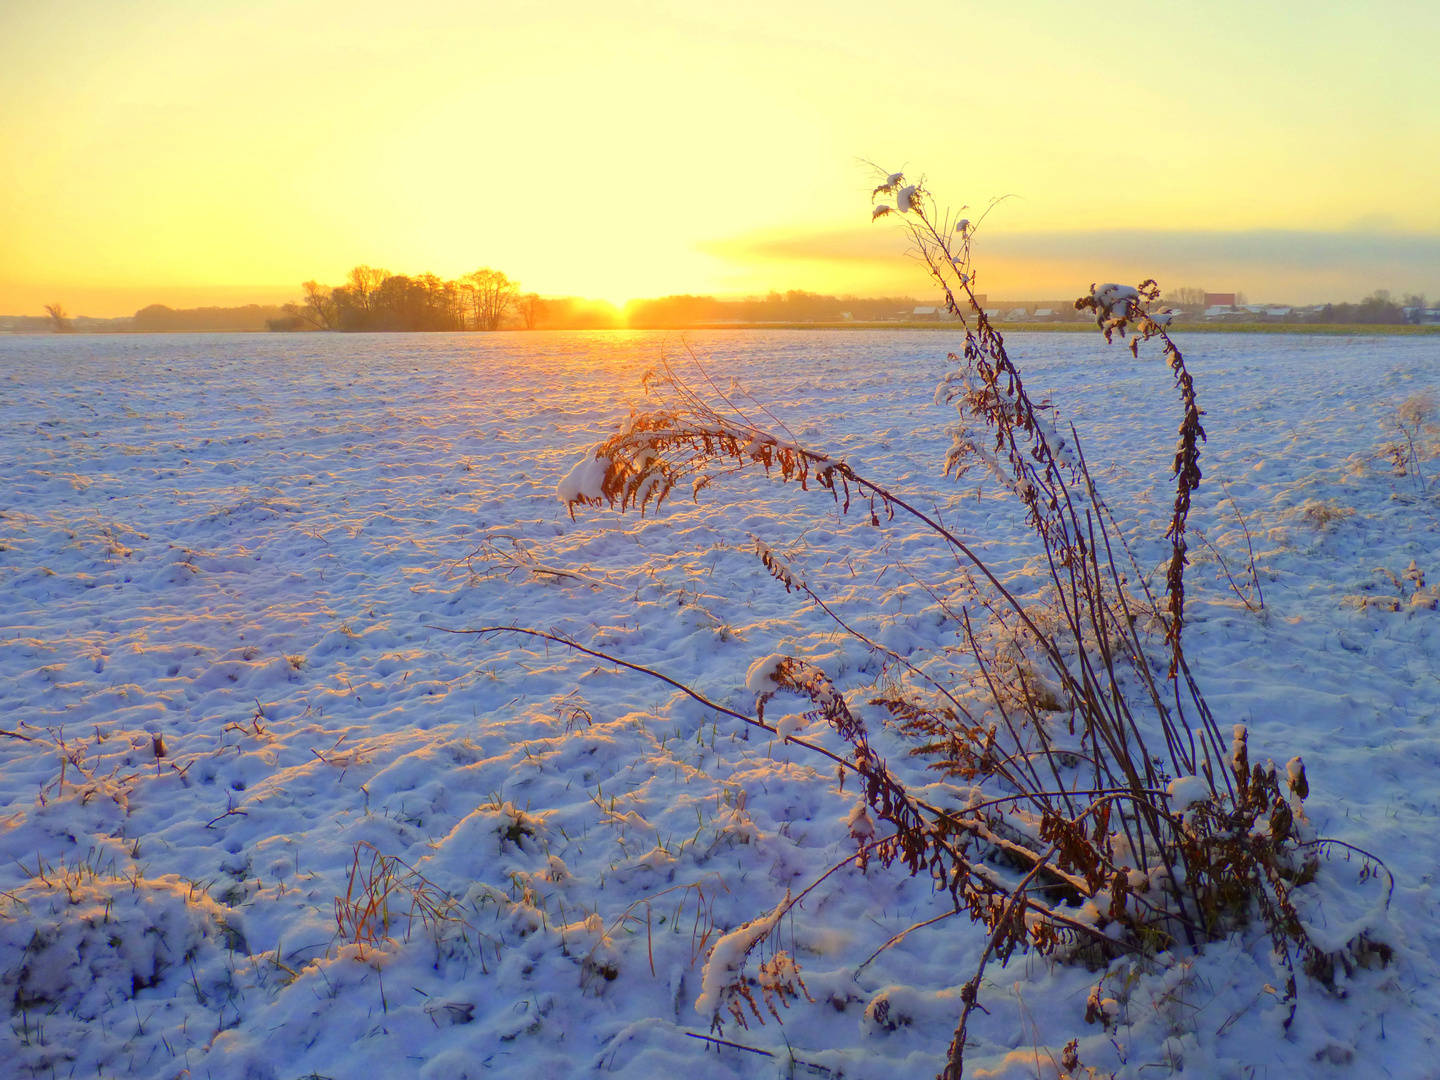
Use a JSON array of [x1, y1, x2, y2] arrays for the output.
[[333, 841, 468, 956], [470, 170, 1389, 1077]]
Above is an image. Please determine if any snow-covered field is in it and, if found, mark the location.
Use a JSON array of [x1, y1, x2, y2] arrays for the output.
[[3, 328, 1440, 1079]]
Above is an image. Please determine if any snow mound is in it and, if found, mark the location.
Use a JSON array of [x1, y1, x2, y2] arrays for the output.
[[0, 869, 245, 1076]]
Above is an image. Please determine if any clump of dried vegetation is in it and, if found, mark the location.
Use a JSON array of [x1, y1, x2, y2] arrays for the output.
[[1380, 390, 1438, 491], [332, 840, 471, 958], [478, 170, 1390, 1077]]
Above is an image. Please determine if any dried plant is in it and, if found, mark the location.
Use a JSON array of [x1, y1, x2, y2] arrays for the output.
[[468, 169, 1390, 1077], [457, 533, 624, 591], [1297, 498, 1355, 530], [1385, 391, 1437, 490], [333, 841, 468, 956]]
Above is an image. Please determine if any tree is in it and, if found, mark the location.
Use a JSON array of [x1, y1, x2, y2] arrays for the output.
[[518, 292, 545, 330], [465, 268, 519, 331], [283, 264, 522, 332], [284, 281, 338, 330], [346, 265, 391, 316], [44, 303, 73, 333], [1356, 289, 1404, 324], [1161, 286, 1206, 309]]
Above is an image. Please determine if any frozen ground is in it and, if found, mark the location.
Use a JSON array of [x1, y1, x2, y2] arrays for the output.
[[2, 329, 1440, 1079]]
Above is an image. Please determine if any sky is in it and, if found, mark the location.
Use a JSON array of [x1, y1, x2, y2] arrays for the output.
[[3, 0, 1439, 316]]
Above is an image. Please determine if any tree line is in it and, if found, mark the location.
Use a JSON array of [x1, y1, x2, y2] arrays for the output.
[[137, 304, 293, 332], [1311, 290, 1427, 325], [280, 266, 535, 332], [278, 275, 923, 332], [11, 283, 1433, 334]]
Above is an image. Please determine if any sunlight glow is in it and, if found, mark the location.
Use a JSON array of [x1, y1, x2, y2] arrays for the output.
[[2, 0, 1438, 313]]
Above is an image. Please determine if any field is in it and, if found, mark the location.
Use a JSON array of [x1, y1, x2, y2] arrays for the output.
[[2, 328, 1439, 1079], [626, 323, 1440, 335]]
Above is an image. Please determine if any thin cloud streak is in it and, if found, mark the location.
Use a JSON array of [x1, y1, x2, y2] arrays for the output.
[[705, 227, 1440, 303]]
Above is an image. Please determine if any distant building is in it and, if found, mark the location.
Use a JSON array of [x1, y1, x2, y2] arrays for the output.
[[1033, 308, 1056, 322], [912, 306, 940, 321], [1265, 307, 1291, 319], [1204, 292, 1237, 308], [1006, 307, 1029, 321]]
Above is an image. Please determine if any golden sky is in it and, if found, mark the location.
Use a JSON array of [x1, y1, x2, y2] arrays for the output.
[[3, 0, 1438, 315]]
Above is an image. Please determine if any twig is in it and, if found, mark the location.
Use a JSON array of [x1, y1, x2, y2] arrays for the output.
[[684, 1032, 773, 1056], [1191, 527, 1261, 613], [854, 908, 959, 976], [1219, 476, 1265, 609], [943, 844, 1060, 1080]]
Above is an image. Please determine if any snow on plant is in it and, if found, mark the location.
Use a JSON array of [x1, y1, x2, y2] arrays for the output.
[[693, 892, 809, 1029], [471, 167, 1393, 1077]]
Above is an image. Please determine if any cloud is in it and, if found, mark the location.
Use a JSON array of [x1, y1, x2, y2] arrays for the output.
[[703, 226, 1440, 303]]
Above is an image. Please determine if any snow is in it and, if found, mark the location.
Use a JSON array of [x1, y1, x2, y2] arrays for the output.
[[847, 801, 876, 840], [774, 713, 806, 741], [2, 328, 1440, 1078], [1166, 775, 1210, 810], [1093, 282, 1140, 311], [745, 652, 787, 693], [693, 896, 786, 1019], [556, 449, 609, 503]]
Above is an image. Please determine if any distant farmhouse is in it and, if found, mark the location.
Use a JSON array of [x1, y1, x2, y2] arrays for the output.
[[901, 296, 987, 321]]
